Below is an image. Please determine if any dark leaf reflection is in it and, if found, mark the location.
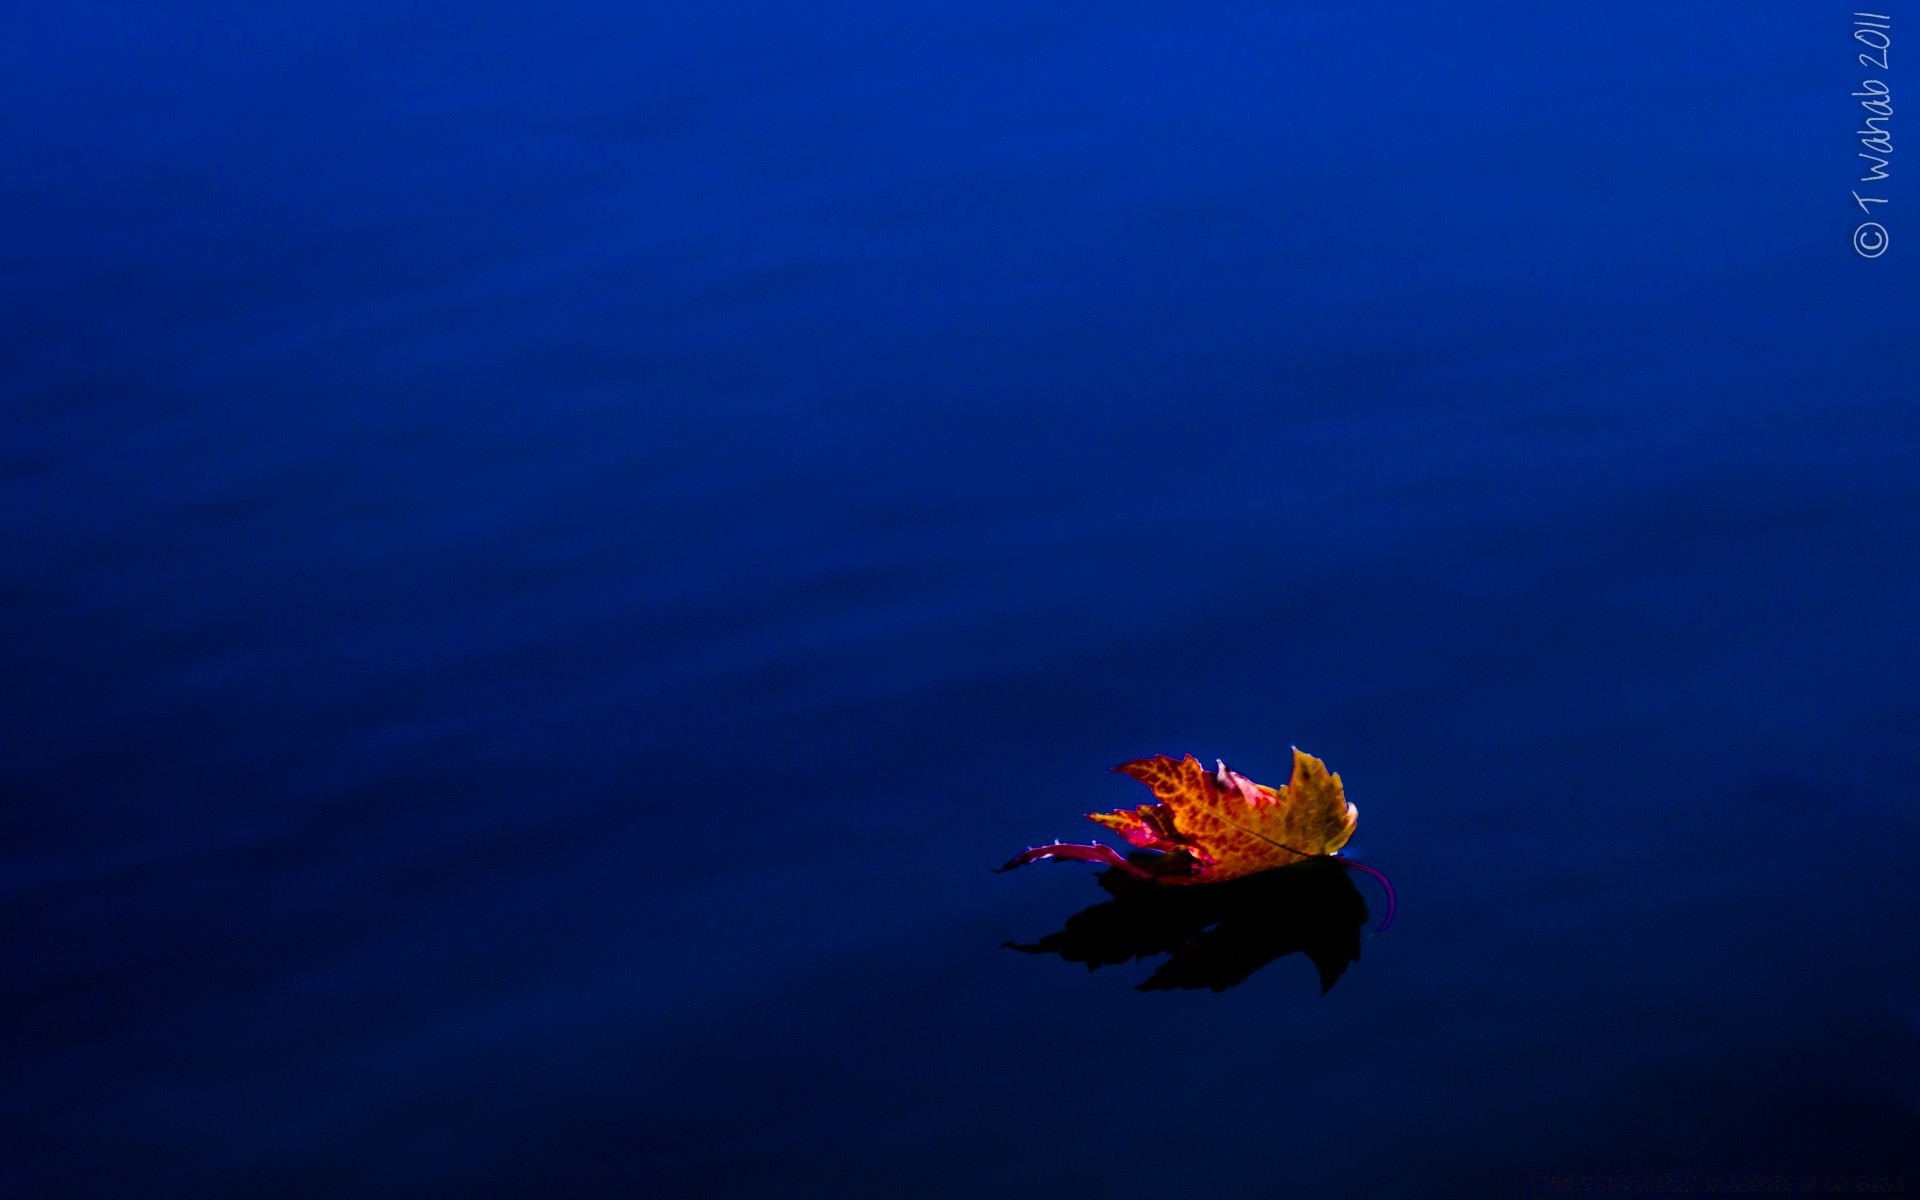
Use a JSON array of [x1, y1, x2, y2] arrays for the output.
[[1005, 856, 1370, 993]]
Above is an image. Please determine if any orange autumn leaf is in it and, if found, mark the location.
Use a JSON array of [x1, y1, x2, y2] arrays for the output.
[[1000, 748, 1393, 928]]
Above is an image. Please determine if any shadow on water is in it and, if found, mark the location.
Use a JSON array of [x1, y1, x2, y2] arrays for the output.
[[1004, 857, 1370, 994]]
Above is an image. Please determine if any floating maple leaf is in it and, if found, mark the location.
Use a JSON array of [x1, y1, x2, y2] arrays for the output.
[[1000, 748, 1394, 930]]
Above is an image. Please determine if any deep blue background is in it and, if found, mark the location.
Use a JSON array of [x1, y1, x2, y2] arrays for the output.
[[4, 1, 1918, 1195]]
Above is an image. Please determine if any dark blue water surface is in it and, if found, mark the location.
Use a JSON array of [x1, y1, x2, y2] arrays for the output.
[[5, 2, 1918, 1195]]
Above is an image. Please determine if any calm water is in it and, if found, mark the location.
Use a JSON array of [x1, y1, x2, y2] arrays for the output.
[[5, 2, 1918, 1196]]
